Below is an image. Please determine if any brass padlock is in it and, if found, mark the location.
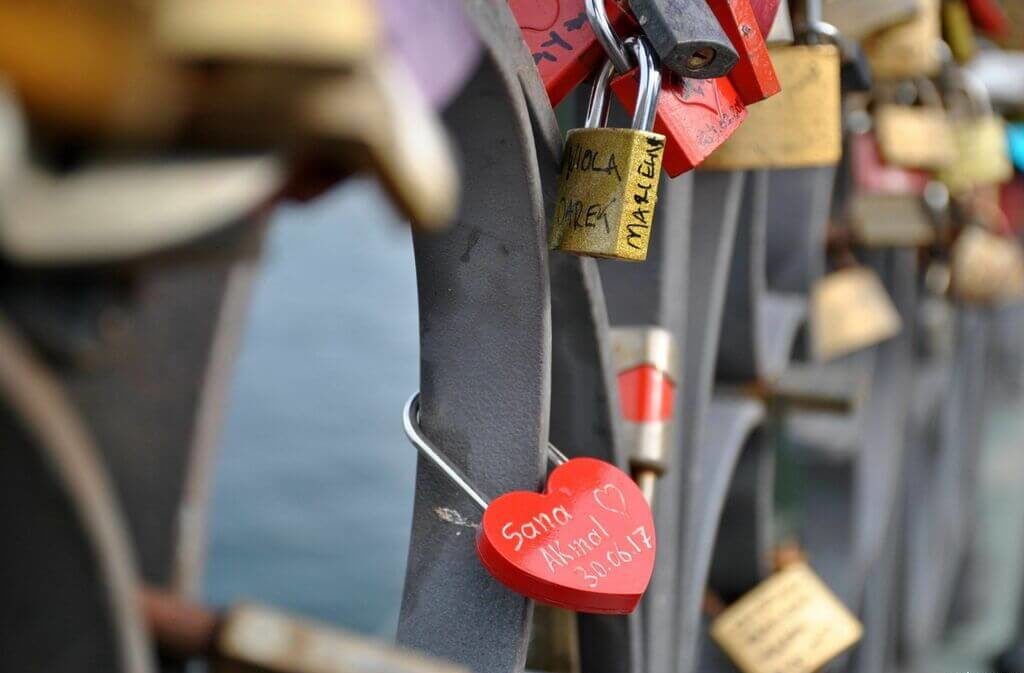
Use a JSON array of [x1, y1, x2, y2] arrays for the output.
[[950, 226, 1024, 303], [938, 71, 1014, 194], [701, 21, 841, 169], [810, 266, 902, 361], [862, 0, 941, 80], [874, 79, 956, 170], [823, 0, 920, 40], [849, 194, 935, 248], [549, 36, 666, 262]]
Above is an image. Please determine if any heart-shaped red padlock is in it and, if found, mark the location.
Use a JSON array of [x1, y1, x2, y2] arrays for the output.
[[403, 394, 656, 614], [477, 457, 656, 614]]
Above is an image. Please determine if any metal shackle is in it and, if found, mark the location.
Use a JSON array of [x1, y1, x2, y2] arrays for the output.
[[585, 36, 662, 132], [585, 0, 631, 73]]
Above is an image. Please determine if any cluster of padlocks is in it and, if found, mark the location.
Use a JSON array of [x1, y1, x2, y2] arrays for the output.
[[2, 1, 1024, 672]]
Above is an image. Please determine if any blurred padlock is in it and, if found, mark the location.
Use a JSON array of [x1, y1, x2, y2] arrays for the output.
[[874, 79, 956, 170], [822, 0, 920, 40], [863, 0, 942, 80], [700, 20, 841, 169], [302, 53, 460, 232], [951, 226, 1024, 303], [706, 0, 782, 104], [850, 130, 930, 196], [1009, 123, 1024, 172], [938, 71, 1014, 194], [810, 266, 902, 361], [965, 0, 1009, 38], [0, 0, 186, 141], [849, 195, 935, 247], [155, 0, 378, 67], [943, 0, 977, 64]]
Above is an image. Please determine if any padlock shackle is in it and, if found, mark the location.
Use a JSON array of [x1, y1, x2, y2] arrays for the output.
[[586, 0, 632, 73], [402, 394, 570, 511], [585, 37, 662, 132]]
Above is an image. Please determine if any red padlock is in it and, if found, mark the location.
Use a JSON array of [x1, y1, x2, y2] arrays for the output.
[[612, 70, 747, 176], [966, 0, 1009, 38], [510, 0, 636, 106], [748, 0, 783, 36], [706, 0, 781, 104], [851, 132, 929, 196]]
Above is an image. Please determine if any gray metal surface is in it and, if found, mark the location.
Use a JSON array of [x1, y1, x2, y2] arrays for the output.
[[717, 170, 806, 383], [397, 2, 551, 670], [598, 168, 692, 673]]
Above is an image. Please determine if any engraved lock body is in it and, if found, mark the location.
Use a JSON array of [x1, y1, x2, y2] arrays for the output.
[[701, 17, 842, 169], [550, 37, 666, 262], [874, 79, 957, 170], [627, 0, 738, 78]]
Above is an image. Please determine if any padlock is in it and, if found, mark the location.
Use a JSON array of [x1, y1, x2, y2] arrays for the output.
[[938, 71, 1014, 193], [822, 0, 920, 41], [593, 0, 746, 177], [874, 79, 957, 170], [862, 0, 941, 80], [610, 67, 746, 177], [609, 327, 677, 504], [155, 0, 378, 66], [849, 194, 936, 247], [711, 563, 863, 673], [850, 130, 930, 197], [627, 0, 738, 77], [810, 266, 902, 361], [509, 0, 637, 106], [700, 21, 841, 169], [550, 36, 666, 261], [302, 52, 460, 232], [705, 0, 782, 104], [943, 0, 977, 63], [950, 226, 1024, 303]]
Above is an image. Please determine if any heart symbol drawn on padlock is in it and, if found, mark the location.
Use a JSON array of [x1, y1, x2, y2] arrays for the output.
[[477, 457, 656, 614]]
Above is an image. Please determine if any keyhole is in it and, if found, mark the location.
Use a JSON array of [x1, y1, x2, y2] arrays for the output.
[[686, 47, 717, 71]]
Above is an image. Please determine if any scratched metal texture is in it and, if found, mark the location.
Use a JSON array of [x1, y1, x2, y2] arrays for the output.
[[627, 0, 738, 78], [396, 2, 550, 670]]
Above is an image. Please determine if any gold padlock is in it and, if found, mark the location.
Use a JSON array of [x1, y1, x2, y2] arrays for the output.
[[874, 79, 956, 170], [849, 194, 935, 248], [951, 226, 1024, 304], [862, 0, 941, 80], [549, 36, 666, 262], [938, 71, 1014, 194], [822, 0, 920, 41], [942, 0, 977, 64], [810, 266, 902, 361], [701, 23, 841, 170]]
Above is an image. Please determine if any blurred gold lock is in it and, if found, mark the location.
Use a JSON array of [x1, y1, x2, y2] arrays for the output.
[[863, 0, 941, 80], [849, 195, 935, 248], [550, 37, 666, 262], [874, 79, 956, 170], [701, 43, 841, 169], [938, 72, 1014, 193], [951, 227, 1024, 303], [823, 0, 920, 40], [810, 266, 902, 361]]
